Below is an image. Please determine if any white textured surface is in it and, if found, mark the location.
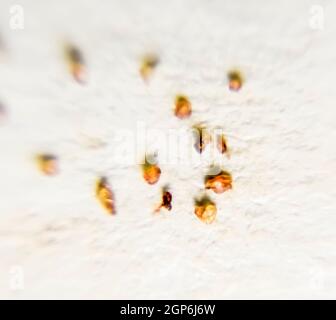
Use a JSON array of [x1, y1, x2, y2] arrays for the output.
[[0, 0, 336, 299]]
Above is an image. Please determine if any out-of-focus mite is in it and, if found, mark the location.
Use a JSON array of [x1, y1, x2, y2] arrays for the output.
[[217, 134, 230, 157], [64, 44, 86, 84], [95, 177, 116, 215], [193, 124, 211, 154], [142, 155, 161, 185], [0, 34, 5, 53], [154, 186, 172, 212], [139, 54, 159, 82], [227, 70, 243, 91], [204, 170, 232, 194], [194, 195, 217, 224], [0, 102, 7, 124], [36, 154, 59, 176], [174, 95, 192, 119]]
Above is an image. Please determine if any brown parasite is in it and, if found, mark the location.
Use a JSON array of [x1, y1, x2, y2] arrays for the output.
[[154, 186, 172, 213], [217, 133, 230, 157], [142, 155, 161, 185], [64, 44, 86, 84], [139, 54, 159, 82], [227, 70, 243, 91], [36, 154, 59, 176], [193, 124, 212, 154], [204, 170, 232, 194], [194, 195, 217, 224], [174, 95, 192, 119], [0, 102, 7, 124], [95, 177, 116, 215]]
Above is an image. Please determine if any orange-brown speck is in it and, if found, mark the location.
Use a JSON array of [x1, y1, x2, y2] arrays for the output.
[[193, 124, 212, 154], [96, 177, 116, 215], [36, 154, 59, 176], [217, 134, 230, 157], [205, 170, 232, 194], [142, 157, 161, 185], [228, 70, 243, 91], [140, 54, 159, 82], [65, 44, 86, 84], [174, 95, 192, 119], [0, 102, 7, 124], [194, 196, 217, 224], [155, 186, 172, 212]]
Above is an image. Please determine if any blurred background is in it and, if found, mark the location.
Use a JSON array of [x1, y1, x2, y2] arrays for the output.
[[0, 0, 335, 299]]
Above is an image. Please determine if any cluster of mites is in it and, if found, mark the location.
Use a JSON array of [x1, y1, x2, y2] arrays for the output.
[[16, 45, 243, 224]]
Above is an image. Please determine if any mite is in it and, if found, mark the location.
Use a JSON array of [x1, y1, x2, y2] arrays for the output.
[[139, 54, 159, 82], [0, 102, 6, 124], [96, 177, 116, 215], [64, 44, 86, 84], [194, 195, 217, 224], [142, 156, 161, 185], [36, 154, 59, 176], [227, 70, 243, 91], [155, 186, 172, 212], [193, 124, 211, 154], [204, 170, 232, 194], [174, 95, 192, 119], [217, 134, 230, 157]]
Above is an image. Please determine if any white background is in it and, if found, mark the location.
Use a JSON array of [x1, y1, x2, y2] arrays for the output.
[[0, 0, 335, 299]]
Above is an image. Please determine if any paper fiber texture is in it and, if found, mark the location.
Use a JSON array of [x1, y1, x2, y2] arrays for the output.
[[0, 0, 335, 299]]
